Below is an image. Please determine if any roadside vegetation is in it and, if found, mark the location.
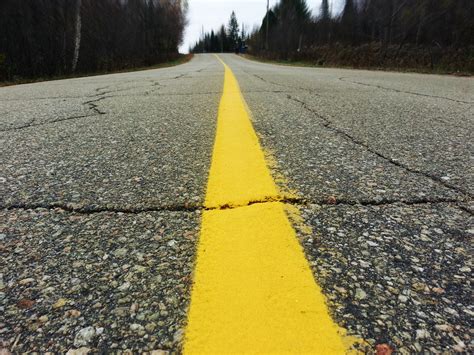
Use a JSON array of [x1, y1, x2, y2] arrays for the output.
[[0, 0, 189, 83], [193, 0, 473, 74]]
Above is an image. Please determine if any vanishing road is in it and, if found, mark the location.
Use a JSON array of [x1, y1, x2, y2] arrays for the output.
[[1, 54, 472, 353]]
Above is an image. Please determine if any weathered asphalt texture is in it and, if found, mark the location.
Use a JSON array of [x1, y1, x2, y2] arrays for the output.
[[1, 54, 473, 353]]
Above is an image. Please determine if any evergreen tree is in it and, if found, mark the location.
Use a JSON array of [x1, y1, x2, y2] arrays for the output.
[[341, 0, 358, 44], [320, 0, 330, 21], [218, 25, 228, 52], [227, 11, 240, 48], [274, 0, 311, 54]]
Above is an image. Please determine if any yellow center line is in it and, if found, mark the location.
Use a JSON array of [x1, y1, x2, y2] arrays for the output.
[[184, 55, 348, 354], [203, 57, 279, 209]]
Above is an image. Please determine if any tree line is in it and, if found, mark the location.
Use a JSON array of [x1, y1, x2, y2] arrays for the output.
[[0, 0, 188, 81], [251, 0, 472, 51], [249, 0, 473, 71], [191, 11, 248, 53], [193, 0, 472, 71]]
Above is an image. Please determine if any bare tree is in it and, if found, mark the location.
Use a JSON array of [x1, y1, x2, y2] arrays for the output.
[[71, 0, 82, 72]]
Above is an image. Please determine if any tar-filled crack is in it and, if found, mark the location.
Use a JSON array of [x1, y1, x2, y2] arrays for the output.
[[339, 77, 473, 105], [4, 196, 470, 215], [287, 94, 473, 199]]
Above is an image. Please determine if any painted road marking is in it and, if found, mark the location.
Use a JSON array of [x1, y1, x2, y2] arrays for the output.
[[203, 57, 279, 209], [184, 56, 348, 353]]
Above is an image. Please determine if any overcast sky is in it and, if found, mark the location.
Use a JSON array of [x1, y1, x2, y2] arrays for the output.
[[180, 0, 344, 53]]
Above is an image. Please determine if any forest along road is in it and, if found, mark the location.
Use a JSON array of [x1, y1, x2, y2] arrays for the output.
[[1, 54, 472, 353]]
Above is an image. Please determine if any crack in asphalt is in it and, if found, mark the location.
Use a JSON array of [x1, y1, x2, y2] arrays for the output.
[[242, 90, 297, 94], [457, 204, 474, 215], [172, 73, 188, 80], [3, 196, 470, 216], [0, 64, 217, 132], [244, 71, 472, 134], [145, 91, 221, 97], [82, 65, 215, 99], [94, 91, 222, 98], [339, 77, 473, 105], [88, 83, 155, 98], [168, 64, 213, 80], [243, 70, 319, 95], [2, 202, 201, 214], [0, 113, 101, 132], [82, 96, 109, 115], [0, 63, 216, 132], [0, 94, 109, 132], [245, 68, 473, 107], [311, 196, 467, 207], [206, 196, 305, 210], [287, 94, 473, 199]]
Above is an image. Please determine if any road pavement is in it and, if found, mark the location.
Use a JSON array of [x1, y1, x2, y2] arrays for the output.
[[1, 54, 472, 353]]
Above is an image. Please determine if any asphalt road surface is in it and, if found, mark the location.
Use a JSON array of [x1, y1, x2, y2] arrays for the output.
[[1, 54, 472, 353]]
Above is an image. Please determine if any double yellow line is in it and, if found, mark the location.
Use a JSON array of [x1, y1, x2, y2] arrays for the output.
[[184, 56, 348, 354]]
